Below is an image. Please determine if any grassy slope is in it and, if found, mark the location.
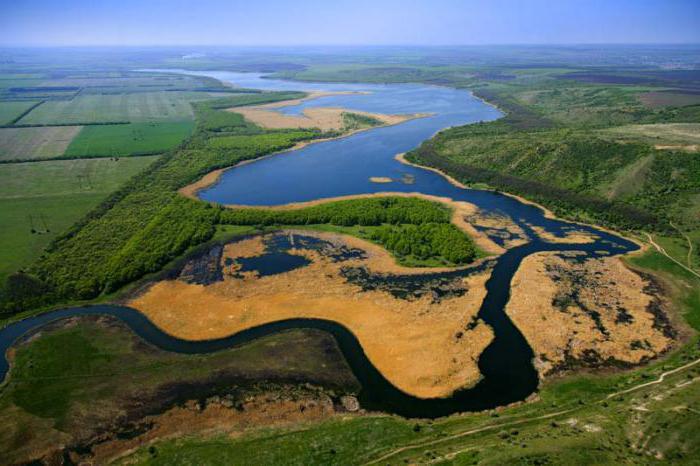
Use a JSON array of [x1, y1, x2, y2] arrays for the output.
[[0, 320, 358, 465], [117, 249, 700, 466], [0, 156, 158, 281]]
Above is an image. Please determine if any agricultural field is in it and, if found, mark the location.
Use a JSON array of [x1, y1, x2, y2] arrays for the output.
[[18, 92, 204, 125], [0, 100, 40, 124], [638, 91, 700, 108], [0, 156, 157, 281], [64, 121, 194, 157], [0, 126, 82, 160]]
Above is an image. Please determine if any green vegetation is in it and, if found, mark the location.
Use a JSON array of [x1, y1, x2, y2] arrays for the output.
[[0, 101, 40, 125], [0, 92, 473, 317], [600, 122, 700, 148], [368, 223, 477, 264], [341, 111, 382, 130], [218, 197, 475, 267], [219, 196, 450, 226], [0, 156, 158, 283], [194, 91, 305, 133], [208, 130, 317, 151], [17, 92, 206, 125], [114, 248, 700, 466], [64, 121, 194, 157], [0, 126, 82, 161], [0, 319, 357, 464]]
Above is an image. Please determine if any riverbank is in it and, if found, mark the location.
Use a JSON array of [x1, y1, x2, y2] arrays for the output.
[[129, 230, 495, 399]]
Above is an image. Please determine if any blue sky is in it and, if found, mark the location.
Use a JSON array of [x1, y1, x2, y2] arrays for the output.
[[1, 0, 698, 46]]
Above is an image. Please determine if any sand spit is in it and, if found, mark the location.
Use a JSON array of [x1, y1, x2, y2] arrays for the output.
[[506, 252, 674, 377], [229, 91, 428, 132], [130, 232, 494, 399]]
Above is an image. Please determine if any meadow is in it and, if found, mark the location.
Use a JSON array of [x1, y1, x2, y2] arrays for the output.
[[18, 92, 204, 125], [0, 101, 40, 125], [0, 156, 158, 282], [0, 320, 358, 465], [0, 126, 82, 160], [64, 121, 194, 157]]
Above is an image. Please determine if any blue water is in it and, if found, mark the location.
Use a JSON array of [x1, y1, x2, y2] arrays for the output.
[[0, 71, 641, 418]]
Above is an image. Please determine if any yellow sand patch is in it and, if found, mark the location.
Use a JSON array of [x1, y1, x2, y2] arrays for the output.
[[369, 177, 393, 183], [129, 233, 494, 399], [229, 92, 427, 132]]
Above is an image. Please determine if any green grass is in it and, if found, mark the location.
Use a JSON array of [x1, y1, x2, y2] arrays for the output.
[[0, 101, 40, 125], [0, 156, 158, 280], [18, 92, 211, 125], [0, 319, 358, 464], [600, 123, 700, 147], [627, 249, 700, 331], [64, 121, 194, 157], [0, 126, 82, 160]]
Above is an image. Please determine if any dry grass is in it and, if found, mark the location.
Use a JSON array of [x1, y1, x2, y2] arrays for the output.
[[506, 253, 674, 377], [130, 232, 494, 399]]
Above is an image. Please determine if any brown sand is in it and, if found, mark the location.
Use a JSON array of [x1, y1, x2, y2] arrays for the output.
[[229, 91, 427, 132], [506, 252, 673, 377], [654, 144, 699, 152], [129, 233, 494, 399], [369, 176, 393, 183]]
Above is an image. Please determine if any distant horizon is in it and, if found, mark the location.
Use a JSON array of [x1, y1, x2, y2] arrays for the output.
[[2, 0, 699, 47], [2, 43, 700, 49]]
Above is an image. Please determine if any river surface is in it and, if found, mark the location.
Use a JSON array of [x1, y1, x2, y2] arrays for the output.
[[0, 71, 639, 418]]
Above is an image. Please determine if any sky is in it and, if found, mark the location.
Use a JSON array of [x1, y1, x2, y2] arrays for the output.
[[1, 0, 699, 46]]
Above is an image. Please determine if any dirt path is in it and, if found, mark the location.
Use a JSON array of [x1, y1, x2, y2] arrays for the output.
[[362, 356, 700, 465], [645, 232, 700, 279], [606, 357, 700, 399], [670, 221, 695, 271]]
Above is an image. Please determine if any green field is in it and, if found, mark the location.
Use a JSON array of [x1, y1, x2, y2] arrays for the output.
[[64, 121, 194, 157], [18, 91, 212, 125], [0, 126, 82, 160], [0, 320, 357, 465], [0, 101, 40, 124], [600, 123, 700, 148], [0, 156, 158, 280]]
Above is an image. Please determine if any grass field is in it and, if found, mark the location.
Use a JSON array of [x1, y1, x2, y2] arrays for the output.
[[0, 156, 158, 280], [0, 126, 82, 160], [18, 92, 213, 124], [638, 91, 700, 108], [64, 121, 194, 157], [0, 319, 357, 465], [0, 101, 40, 124], [600, 123, 700, 149]]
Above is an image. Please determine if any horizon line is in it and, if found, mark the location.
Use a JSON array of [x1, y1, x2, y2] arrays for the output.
[[1, 42, 700, 49]]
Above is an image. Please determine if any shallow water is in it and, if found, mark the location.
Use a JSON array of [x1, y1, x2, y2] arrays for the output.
[[0, 71, 639, 418]]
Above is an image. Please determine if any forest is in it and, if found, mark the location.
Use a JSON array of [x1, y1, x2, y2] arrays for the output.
[[0, 92, 475, 317]]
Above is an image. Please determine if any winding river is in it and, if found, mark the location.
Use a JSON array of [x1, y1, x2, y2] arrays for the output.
[[0, 71, 638, 418]]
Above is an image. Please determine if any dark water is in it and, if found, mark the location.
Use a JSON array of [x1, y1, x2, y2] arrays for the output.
[[0, 71, 639, 418]]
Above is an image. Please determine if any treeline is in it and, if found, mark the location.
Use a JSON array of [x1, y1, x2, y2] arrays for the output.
[[194, 91, 306, 133], [341, 112, 382, 131], [368, 223, 477, 264], [0, 89, 471, 317], [219, 197, 451, 226], [408, 142, 661, 232]]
